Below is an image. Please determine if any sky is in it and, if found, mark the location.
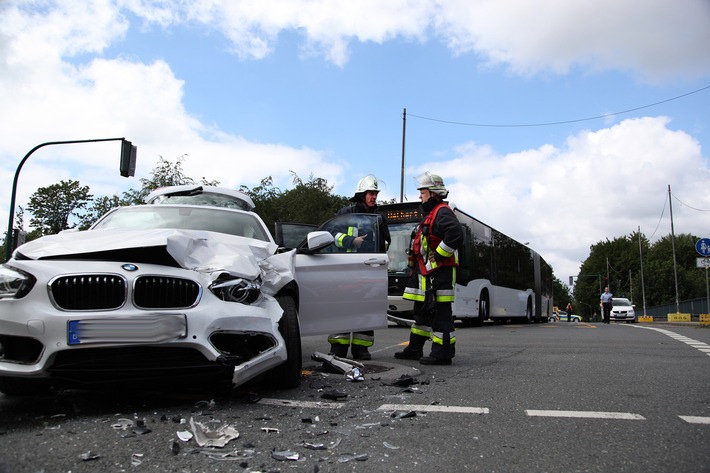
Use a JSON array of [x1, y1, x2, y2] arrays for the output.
[[1, 0, 710, 284]]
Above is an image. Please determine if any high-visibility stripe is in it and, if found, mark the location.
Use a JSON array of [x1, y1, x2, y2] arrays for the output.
[[351, 333, 374, 347], [432, 331, 456, 346], [327, 334, 351, 345]]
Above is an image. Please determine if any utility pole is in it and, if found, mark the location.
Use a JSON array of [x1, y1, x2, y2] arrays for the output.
[[400, 108, 406, 203], [668, 184, 680, 313]]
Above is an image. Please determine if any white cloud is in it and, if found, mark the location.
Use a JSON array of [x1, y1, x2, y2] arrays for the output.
[[419, 117, 710, 281], [116, 0, 710, 78]]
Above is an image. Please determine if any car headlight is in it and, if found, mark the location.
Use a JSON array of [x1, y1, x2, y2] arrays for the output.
[[209, 275, 262, 305], [0, 265, 36, 299]]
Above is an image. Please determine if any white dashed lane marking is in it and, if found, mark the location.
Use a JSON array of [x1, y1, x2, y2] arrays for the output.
[[377, 404, 489, 414], [679, 416, 710, 425], [262, 399, 709, 425], [632, 325, 710, 357], [526, 410, 645, 420]]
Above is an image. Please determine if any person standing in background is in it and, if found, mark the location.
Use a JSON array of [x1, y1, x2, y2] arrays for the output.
[[600, 287, 613, 324]]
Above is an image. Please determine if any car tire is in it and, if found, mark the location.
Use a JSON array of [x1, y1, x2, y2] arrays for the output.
[[268, 295, 302, 389]]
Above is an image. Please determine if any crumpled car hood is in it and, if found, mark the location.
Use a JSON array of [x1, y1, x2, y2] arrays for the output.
[[15, 228, 295, 295]]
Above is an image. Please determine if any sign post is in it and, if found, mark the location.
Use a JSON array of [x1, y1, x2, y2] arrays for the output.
[[696, 238, 710, 316]]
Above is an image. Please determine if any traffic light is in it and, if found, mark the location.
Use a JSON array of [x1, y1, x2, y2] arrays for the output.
[[120, 139, 137, 177], [569, 276, 574, 285]]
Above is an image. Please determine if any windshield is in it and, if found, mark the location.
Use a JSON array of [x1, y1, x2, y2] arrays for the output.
[[92, 206, 271, 242], [612, 298, 632, 307], [387, 221, 418, 274], [148, 191, 253, 211]]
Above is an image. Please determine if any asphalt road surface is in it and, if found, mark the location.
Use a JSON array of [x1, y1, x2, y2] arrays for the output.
[[1, 320, 709, 472]]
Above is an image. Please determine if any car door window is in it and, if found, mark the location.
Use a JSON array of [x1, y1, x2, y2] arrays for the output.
[[306, 213, 384, 254]]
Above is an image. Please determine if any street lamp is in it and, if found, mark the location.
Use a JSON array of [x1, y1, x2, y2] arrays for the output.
[[4, 138, 136, 261]]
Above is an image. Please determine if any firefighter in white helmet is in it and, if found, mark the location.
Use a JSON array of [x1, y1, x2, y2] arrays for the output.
[[394, 172, 463, 365], [327, 175, 391, 360]]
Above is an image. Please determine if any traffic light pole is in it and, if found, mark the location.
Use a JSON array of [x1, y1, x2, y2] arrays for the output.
[[4, 138, 132, 261]]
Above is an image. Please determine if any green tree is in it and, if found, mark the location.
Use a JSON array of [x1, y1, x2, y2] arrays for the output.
[[135, 155, 195, 202], [240, 173, 349, 234], [25, 180, 92, 236], [575, 231, 705, 316]]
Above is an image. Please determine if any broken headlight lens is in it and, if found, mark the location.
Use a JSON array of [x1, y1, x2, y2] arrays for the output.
[[0, 265, 36, 299], [210, 275, 262, 304]]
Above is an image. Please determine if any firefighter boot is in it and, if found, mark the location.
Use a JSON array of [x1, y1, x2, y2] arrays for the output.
[[351, 345, 372, 361], [394, 334, 426, 360], [328, 343, 349, 358]]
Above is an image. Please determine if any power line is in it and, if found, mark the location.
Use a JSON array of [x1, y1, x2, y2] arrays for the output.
[[407, 85, 710, 128], [671, 192, 710, 212]]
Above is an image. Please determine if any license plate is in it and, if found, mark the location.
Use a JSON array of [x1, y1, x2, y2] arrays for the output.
[[68, 314, 187, 345]]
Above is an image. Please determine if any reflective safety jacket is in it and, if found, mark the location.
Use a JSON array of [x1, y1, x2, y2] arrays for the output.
[[409, 202, 461, 275], [333, 201, 391, 253]]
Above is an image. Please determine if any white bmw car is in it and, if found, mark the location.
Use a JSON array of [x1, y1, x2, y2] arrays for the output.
[[0, 186, 388, 395]]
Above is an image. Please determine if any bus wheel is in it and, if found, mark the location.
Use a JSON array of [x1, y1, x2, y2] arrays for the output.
[[474, 295, 488, 327], [526, 297, 534, 323]]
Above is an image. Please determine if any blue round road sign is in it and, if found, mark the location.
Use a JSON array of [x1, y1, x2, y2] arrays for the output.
[[696, 238, 710, 256]]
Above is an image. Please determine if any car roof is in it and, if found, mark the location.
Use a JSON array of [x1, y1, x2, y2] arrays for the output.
[[145, 185, 256, 211]]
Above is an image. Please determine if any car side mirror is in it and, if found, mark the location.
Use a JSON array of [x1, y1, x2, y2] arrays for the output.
[[304, 231, 334, 253]]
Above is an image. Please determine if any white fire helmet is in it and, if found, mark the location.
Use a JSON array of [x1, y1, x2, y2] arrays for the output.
[[355, 174, 382, 193], [415, 172, 449, 198], [351, 174, 383, 201]]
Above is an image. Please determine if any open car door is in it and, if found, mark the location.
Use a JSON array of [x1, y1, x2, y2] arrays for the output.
[[275, 213, 388, 336]]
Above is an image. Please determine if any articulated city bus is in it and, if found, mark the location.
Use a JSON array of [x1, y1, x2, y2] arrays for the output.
[[380, 202, 553, 326]]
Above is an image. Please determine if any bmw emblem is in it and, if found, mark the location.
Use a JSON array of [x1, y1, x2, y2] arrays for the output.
[[121, 263, 138, 272]]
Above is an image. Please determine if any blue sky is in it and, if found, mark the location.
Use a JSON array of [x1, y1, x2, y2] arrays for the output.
[[1, 0, 710, 283]]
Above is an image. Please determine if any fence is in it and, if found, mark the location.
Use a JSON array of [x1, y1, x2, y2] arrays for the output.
[[642, 297, 709, 320]]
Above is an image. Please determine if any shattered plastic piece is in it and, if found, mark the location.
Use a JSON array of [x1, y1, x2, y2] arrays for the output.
[[189, 417, 239, 448], [111, 418, 133, 430], [132, 420, 152, 435], [260, 427, 280, 433], [79, 451, 100, 461], [302, 438, 341, 450], [131, 453, 143, 466], [346, 367, 364, 382], [195, 399, 216, 410], [338, 453, 369, 463], [387, 375, 418, 387], [271, 449, 300, 461], [312, 351, 363, 374], [177, 430, 193, 441], [321, 390, 348, 401], [198, 449, 255, 461], [302, 442, 327, 450], [383, 442, 400, 450], [391, 410, 417, 419]]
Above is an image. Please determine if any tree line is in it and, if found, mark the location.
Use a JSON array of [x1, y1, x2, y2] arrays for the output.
[[2, 157, 705, 316], [573, 231, 707, 318]]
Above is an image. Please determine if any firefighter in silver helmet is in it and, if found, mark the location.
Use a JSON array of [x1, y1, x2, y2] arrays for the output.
[[327, 175, 391, 360], [394, 172, 463, 365]]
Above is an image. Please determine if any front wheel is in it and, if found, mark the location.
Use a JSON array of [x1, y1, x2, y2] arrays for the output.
[[268, 295, 302, 389]]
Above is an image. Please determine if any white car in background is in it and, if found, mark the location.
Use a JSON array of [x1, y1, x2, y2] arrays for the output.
[[610, 297, 637, 323], [0, 186, 388, 395]]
